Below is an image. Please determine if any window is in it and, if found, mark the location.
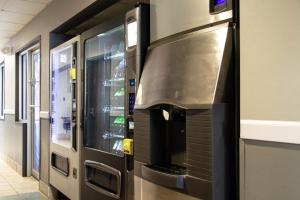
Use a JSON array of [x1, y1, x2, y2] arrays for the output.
[[19, 53, 28, 121], [0, 62, 4, 119], [16, 42, 40, 122]]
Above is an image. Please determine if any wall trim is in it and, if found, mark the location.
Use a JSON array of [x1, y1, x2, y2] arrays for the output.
[[241, 120, 300, 145], [40, 111, 49, 119], [4, 109, 15, 115]]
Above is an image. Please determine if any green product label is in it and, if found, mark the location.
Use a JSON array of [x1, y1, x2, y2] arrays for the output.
[[114, 116, 125, 124], [114, 88, 125, 97]]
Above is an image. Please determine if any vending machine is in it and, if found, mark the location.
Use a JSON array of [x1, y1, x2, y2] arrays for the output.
[[81, 3, 149, 200], [49, 36, 81, 200], [134, 0, 238, 200]]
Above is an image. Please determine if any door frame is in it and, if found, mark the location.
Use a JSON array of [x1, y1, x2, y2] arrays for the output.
[[16, 39, 41, 178]]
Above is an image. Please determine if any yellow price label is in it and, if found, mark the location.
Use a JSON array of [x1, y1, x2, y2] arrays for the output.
[[70, 68, 76, 80], [123, 139, 134, 155]]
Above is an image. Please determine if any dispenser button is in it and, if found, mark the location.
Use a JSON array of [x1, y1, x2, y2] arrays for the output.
[[129, 121, 134, 130], [129, 79, 136, 87]]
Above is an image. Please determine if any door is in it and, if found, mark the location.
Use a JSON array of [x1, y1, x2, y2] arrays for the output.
[[49, 36, 80, 200], [51, 45, 73, 149], [85, 25, 125, 157], [82, 22, 126, 200], [19, 44, 40, 177], [30, 49, 40, 179]]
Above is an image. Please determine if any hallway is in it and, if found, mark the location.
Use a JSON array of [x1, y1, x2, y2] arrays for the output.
[[0, 160, 47, 200]]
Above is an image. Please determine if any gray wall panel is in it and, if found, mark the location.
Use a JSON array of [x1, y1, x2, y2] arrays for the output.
[[0, 115, 23, 165], [40, 118, 49, 183], [241, 139, 300, 200]]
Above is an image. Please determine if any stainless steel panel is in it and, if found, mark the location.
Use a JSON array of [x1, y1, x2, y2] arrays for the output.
[[134, 176, 200, 200], [135, 23, 230, 109], [150, 0, 232, 42]]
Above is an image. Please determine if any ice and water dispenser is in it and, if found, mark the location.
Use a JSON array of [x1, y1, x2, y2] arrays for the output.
[[134, 23, 236, 200]]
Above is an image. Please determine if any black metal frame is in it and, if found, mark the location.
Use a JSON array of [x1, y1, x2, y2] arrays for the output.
[[49, 0, 119, 49], [233, 0, 240, 199]]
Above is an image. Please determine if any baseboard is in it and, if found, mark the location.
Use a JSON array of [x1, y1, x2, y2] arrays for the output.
[[0, 153, 23, 176], [241, 120, 300, 145]]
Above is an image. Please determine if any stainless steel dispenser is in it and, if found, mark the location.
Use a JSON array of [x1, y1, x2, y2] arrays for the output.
[[134, 22, 236, 200]]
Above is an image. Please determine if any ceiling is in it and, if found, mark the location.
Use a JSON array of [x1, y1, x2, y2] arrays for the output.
[[0, 0, 53, 48]]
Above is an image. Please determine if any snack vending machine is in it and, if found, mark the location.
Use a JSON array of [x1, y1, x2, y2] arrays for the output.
[[50, 36, 81, 200], [81, 4, 149, 200]]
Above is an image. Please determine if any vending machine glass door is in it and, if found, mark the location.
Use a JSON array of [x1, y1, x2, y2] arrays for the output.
[[51, 45, 73, 148], [84, 25, 125, 157]]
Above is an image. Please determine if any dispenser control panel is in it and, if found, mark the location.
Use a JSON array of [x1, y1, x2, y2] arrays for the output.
[[210, 0, 230, 14], [215, 0, 226, 5]]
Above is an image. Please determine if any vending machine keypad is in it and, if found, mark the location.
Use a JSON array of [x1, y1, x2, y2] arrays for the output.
[[129, 93, 135, 115]]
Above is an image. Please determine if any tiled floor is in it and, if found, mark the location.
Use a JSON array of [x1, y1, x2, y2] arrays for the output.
[[0, 160, 47, 200]]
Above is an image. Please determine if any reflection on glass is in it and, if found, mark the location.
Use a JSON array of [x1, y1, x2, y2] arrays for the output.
[[51, 46, 73, 148], [32, 52, 40, 172], [84, 25, 125, 156]]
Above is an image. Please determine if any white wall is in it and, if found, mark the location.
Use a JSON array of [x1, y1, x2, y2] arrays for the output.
[[0, 53, 4, 63], [241, 0, 300, 122], [3, 54, 15, 114]]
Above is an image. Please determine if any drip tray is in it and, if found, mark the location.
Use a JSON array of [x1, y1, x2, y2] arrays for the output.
[[142, 165, 187, 190], [146, 164, 187, 175]]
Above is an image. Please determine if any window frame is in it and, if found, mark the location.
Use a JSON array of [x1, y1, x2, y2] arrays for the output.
[[18, 52, 28, 122], [15, 39, 40, 122]]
